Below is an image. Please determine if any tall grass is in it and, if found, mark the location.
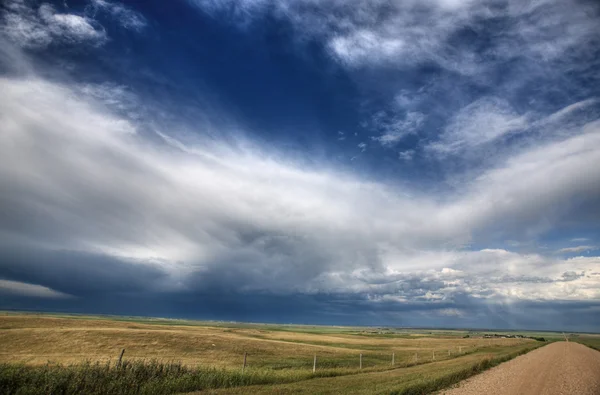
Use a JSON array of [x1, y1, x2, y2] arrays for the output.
[[1, 360, 296, 395], [571, 337, 600, 352], [0, 360, 301, 395], [390, 345, 542, 395], [0, 359, 421, 395], [0, 347, 484, 395]]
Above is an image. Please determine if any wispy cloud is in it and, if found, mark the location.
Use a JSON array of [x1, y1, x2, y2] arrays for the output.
[[398, 150, 415, 161], [1, 0, 599, 328], [571, 238, 589, 243], [427, 97, 530, 155], [1, 0, 145, 49], [556, 246, 597, 254], [424, 97, 600, 176], [2, 0, 106, 48], [370, 111, 425, 146], [0, 279, 73, 299], [189, 0, 599, 73], [87, 0, 147, 31], [188, 0, 600, 155], [1, 70, 599, 302]]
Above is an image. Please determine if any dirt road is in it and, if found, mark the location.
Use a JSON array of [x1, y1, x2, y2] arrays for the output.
[[441, 342, 600, 395]]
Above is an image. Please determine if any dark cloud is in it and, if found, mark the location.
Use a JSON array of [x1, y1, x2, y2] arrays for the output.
[[0, 0, 599, 331], [561, 271, 585, 282], [0, 247, 170, 297]]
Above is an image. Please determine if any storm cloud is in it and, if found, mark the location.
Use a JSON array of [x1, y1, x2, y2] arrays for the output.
[[1, 0, 599, 331]]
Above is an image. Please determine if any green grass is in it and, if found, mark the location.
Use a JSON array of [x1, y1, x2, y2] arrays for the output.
[[199, 342, 543, 394], [0, 346, 510, 395], [0, 360, 353, 395], [0, 354, 458, 395], [0, 347, 531, 395], [0, 312, 568, 394], [389, 346, 538, 395], [570, 335, 600, 351]]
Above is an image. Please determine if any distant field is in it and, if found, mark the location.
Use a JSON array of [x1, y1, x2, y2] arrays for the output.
[[570, 333, 600, 351], [0, 312, 567, 394]]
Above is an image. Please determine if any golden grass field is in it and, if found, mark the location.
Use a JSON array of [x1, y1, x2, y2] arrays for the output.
[[0, 312, 533, 369], [4, 312, 590, 394]]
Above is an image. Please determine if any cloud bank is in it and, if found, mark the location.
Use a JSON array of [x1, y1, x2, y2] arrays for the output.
[[1, 72, 599, 326], [0, 0, 599, 330], [1, 0, 145, 48]]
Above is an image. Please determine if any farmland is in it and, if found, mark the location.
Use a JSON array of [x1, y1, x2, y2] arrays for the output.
[[0, 312, 562, 394], [569, 333, 600, 351]]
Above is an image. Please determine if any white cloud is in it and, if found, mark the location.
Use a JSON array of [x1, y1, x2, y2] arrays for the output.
[[428, 97, 529, 154], [188, 0, 598, 76], [447, 123, 600, 239], [539, 98, 599, 128], [309, 249, 600, 302], [79, 82, 141, 119], [0, 279, 72, 298], [424, 97, 600, 167], [186, 0, 600, 159], [2, 2, 52, 48], [436, 308, 464, 317], [398, 150, 415, 161], [571, 238, 589, 243], [556, 246, 597, 254], [1, 72, 599, 302], [1, 0, 146, 49], [1, 0, 106, 48], [371, 111, 425, 146], [328, 0, 598, 73], [329, 29, 405, 68], [40, 4, 105, 42], [183, 0, 600, 177], [88, 0, 147, 31]]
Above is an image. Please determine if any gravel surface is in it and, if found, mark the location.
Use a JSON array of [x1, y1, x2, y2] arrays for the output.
[[440, 342, 600, 395]]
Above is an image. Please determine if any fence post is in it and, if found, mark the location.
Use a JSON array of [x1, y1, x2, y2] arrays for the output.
[[392, 352, 395, 366], [116, 349, 125, 369], [313, 354, 317, 373], [360, 353, 362, 369], [242, 352, 247, 374], [432, 350, 435, 360]]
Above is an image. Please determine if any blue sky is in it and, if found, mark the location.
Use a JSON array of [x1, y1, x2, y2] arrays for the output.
[[1, 0, 600, 331]]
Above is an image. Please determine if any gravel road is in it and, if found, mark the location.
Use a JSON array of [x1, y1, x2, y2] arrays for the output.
[[441, 342, 600, 395]]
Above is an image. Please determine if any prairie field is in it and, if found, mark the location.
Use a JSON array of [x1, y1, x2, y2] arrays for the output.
[[0, 312, 555, 394], [570, 333, 600, 351]]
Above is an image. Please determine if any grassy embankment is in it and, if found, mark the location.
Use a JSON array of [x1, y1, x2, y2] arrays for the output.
[[569, 333, 600, 351], [203, 343, 542, 394], [0, 313, 544, 394], [0, 343, 542, 395]]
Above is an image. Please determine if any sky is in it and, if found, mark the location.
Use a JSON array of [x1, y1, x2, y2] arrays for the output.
[[0, 0, 599, 332]]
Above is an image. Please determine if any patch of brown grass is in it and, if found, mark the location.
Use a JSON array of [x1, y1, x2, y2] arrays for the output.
[[0, 313, 534, 372]]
